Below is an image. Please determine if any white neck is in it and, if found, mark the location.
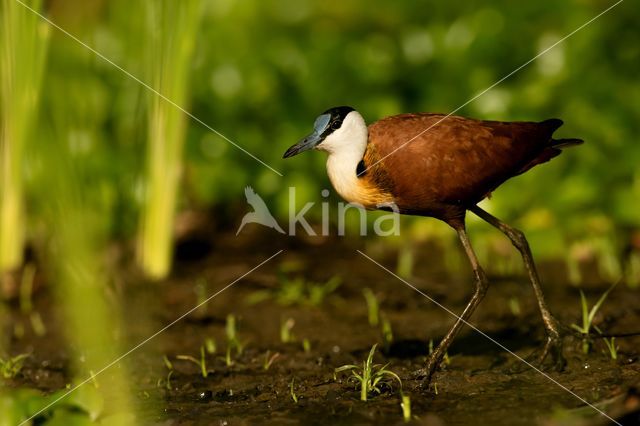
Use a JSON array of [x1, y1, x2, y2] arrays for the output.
[[317, 111, 369, 204]]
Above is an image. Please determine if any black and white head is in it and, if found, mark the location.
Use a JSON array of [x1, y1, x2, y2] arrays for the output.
[[283, 106, 367, 158]]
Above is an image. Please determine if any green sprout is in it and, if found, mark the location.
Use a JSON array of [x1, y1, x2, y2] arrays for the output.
[[165, 371, 174, 390], [381, 315, 393, 353], [205, 337, 217, 354], [594, 326, 618, 360], [163, 355, 173, 370], [362, 288, 380, 326], [601, 335, 618, 360], [334, 344, 402, 401], [176, 345, 210, 378], [280, 317, 295, 343], [159, 355, 174, 390], [400, 392, 411, 423], [0, 353, 29, 379], [226, 314, 238, 342], [508, 296, 521, 316], [225, 346, 233, 367], [570, 282, 617, 354], [302, 338, 311, 353], [29, 311, 46, 337], [246, 275, 341, 307], [263, 351, 280, 371], [225, 314, 246, 359], [308, 276, 342, 306], [290, 378, 298, 403], [195, 278, 209, 315]]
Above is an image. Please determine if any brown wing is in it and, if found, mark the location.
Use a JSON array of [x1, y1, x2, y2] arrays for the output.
[[364, 113, 568, 224]]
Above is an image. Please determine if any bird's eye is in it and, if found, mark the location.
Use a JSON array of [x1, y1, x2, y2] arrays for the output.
[[331, 120, 341, 130]]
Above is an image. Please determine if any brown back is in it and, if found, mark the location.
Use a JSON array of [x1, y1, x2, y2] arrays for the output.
[[363, 113, 564, 225]]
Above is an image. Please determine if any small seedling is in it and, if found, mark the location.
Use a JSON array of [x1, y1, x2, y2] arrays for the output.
[[508, 297, 521, 316], [160, 355, 175, 390], [0, 353, 29, 379], [570, 282, 617, 354], [302, 338, 311, 353], [308, 276, 342, 306], [194, 278, 210, 318], [226, 314, 246, 356], [400, 392, 411, 423], [205, 337, 217, 354], [223, 314, 246, 367], [381, 315, 393, 352], [226, 314, 238, 343], [594, 326, 618, 360], [334, 344, 402, 401], [602, 336, 618, 360], [263, 350, 280, 370], [30, 311, 47, 337], [280, 317, 295, 343], [157, 370, 174, 390], [163, 355, 173, 370], [247, 275, 341, 307], [290, 378, 299, 403], [362, 288, 380, 326], [176, 345, 210, 378]]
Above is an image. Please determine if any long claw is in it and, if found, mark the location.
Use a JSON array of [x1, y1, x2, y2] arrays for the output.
[[507, 329, 566, 374]]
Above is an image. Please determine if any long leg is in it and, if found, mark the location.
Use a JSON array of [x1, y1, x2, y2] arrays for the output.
[[469, 205, 565, 368], [421, 226, 489, 383]]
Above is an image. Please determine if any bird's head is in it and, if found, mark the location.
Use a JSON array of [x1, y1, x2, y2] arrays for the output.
[[283, 106, 366, 158]]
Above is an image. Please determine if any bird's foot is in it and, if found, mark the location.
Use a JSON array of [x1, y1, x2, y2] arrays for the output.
[[411, 356, 440, 392], [508, 328, 566, 374]]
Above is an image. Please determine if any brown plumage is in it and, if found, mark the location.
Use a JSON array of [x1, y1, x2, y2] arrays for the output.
[[361, 113, 582, 228], [284, 106, 583, 385]]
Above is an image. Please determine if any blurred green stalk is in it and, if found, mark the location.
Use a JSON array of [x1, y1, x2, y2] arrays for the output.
[[36, 120, 136, 424], [0, 0, 48, 271], [47, 194, 136, 424], [137, 1, 201, 279]]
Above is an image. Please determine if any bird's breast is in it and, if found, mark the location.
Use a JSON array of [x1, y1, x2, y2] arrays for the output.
[[326, 155, 394, 209]]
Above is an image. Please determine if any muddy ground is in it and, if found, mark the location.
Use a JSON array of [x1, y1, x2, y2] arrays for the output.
[[3, 227, 640, 425]]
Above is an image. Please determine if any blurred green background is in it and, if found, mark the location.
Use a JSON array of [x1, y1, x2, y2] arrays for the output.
[[1, 0, 639, 423], [2, 0, 639, 278]]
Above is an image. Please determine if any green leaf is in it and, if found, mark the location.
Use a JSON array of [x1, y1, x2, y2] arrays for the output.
[[587, 281, 618, 327]]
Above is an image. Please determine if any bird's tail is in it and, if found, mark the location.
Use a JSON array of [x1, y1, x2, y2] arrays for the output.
[[551, 138, 584, 149], [540, 119, 584, 149]]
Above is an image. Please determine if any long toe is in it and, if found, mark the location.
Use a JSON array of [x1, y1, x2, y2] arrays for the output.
[[412, 354, 440, 385], [505, 333, 566, 374], [535, 334, 566, 372], [547, 336, 567, 372], [410, 367, 439, 393], [504, 346, 544, 374], [411, 368, 428, 380]]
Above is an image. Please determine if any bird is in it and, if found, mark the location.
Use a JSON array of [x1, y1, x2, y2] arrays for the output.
[[236, 186, 285, 235], [283, 106, 583, 384]]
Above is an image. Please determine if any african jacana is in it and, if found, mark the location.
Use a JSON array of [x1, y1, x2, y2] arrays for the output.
[[283, 106, 583, 383]]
